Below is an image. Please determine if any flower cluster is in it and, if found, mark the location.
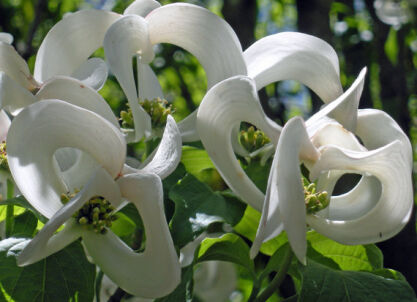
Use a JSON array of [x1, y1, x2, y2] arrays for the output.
[[0, 0, 413, 299]]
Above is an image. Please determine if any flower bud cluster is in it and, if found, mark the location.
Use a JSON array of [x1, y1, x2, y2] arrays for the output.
[[120, 98, 173, 130], [302, 177, 330, 214], [0, 141, 8, 171], [140, 98, 173, 128], [239, 126, 270, 153], [61, 192, 117, 234]]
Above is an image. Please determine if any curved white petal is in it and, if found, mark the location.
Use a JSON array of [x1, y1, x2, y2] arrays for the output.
[[309, 118, 366, 151], [194, 261, 237, 302], [0, 72, 37, 115], [0, 44, 38, 91], [327, 175, 381, 221], [137, 61, 164, 100], [252, 117, 319, 263], [17, 167, 120, 266], [0, 110, 10, 141], [36, 76, 119, 128], [60, 152, 101, 192], [83, 172, 181, 298], [140, 115, 181, 179], [197, 76, 281, 211], [34, 10, 121, 82], [356, 108, 412, 165], [124, 0, 161, 16], [103, 15, 154, 141], [244, 32, 342, 103], [54, 148, 80, 172], [308, 141, 413, 244], [306, 68, 366, 132], [0, 33, 13, 44], [71, 57, 108, 90], [7, 100, 125, 218], [180, 232, 207, 267], [178, 111, 200, 142], [147, 3, 246, 89]]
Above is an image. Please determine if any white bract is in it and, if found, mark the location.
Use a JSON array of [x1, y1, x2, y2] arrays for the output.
[[7, 100, 182, 298], [103, 1, 246, 142], [0, 10, 119, 115], [197, 33, 413, 263]]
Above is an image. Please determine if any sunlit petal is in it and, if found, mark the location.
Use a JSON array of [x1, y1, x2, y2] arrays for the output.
[[252, 117, 319, 263], [34, 10, 120, 82], [83, 172, 181, 298], [104, 15, 154, 141], [124, 0, 161, 16], [17, 167, 120, 266], [0, 72, 37, 115], [356, 108, 412, 164], [7, 100, 125, 218], [244, 32, 342, 103], [309, 141, 413, 244], [71, 57, 108, 90], [137, 61, 164, 100], [0, 43, 38, 91], [306, 68, 366, 132], [0, 109, 10, 141], [37, 76, 119, 127], [0, 33, 13, 44], [140, 115, 181, 179], [197, 76, 281, 211], [147, 3, 246, 89]]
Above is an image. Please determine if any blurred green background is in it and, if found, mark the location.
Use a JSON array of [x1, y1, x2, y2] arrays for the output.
[[1, 0, 417, 290]]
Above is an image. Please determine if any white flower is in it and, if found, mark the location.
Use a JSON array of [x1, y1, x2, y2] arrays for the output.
[[197, 67, 412, 263], [7, 99, 182, 298], [103, 1, 247, 142]]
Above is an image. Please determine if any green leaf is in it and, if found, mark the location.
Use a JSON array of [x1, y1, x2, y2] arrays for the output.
[[169, 174, 245, 248], [196, 233, 255, 276], [372, 268, 407, 282], [118, 203, 144, 230], [11, 211, 37, 238], [384, 27, 399, 66], [259, 243, 291, 280], [307, 231, 382, 271], [0, 239, 96, 302], [234, 206, 287, 256], [155, 266, 194, 302], [110, 212, 136, 237], [0, 196, 47, 223], [181, 146, 215, 175], [298, 261, 417, 302], [243, 159, 271, 193]]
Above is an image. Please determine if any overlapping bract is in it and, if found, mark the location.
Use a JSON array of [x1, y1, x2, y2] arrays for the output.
[[196, 33, 413, 263], [0, 0, 413, 299]]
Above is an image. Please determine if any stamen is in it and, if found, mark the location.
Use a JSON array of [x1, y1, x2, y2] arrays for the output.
[[303, 177, 330, 214], [0, 141, 9, 171], [61, 192, 117, 234], [239, 126, 270, 153], [119, 97, 174, 130]]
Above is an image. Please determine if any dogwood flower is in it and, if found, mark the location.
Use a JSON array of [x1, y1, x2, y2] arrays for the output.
[[0, 16, 115, 115], [197, 70, 413, 263], [7, 99, 182, 298], [103, 1, 247, 142]]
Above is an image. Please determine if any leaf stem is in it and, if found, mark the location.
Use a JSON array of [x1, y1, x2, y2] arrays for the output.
[[254, 245, 293, 302], [247, 279, 261, 302], [5, 179, 14, 237]]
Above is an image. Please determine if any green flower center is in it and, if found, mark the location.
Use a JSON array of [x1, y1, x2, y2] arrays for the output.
[[120, 97, 173, 130], [303, 177, 330, 214], [239, 126, 270, 153], [0, 141, 9, 172], [61, 192, 117, 234]]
